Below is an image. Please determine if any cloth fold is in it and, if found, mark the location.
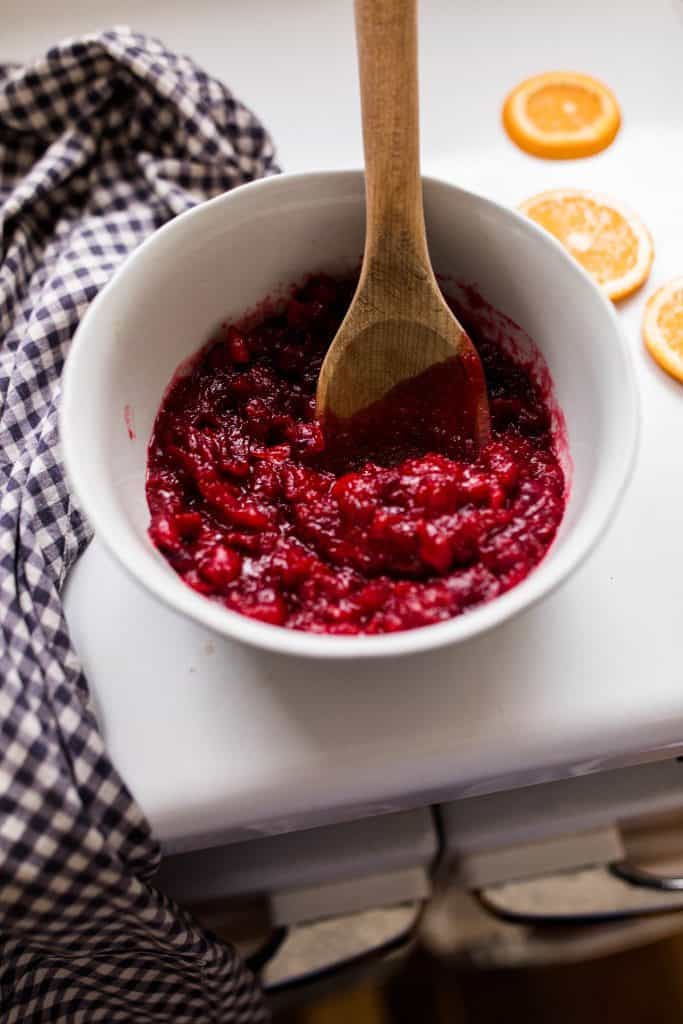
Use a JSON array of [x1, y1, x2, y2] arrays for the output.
[[0, 27, 277, 1022]]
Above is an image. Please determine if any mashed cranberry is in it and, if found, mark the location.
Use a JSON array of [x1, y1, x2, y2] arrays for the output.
[[146, 276, 565, 634]]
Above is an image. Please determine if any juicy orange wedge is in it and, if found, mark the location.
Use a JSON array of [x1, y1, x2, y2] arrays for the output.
[[503, 71, 621, 159], [643, 277, 683, 383], [519, 189, 654, 301]]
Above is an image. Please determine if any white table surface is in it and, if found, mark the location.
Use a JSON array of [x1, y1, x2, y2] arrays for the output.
[[7, 0, 683, 852]]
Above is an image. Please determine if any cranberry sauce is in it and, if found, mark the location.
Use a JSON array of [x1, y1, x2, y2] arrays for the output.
[[146, 275, 566, 635]]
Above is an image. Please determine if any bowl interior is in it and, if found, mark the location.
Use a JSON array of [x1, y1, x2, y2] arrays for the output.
[[62, 172, 636, 658]]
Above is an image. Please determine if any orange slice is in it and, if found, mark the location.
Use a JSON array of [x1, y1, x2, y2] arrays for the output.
[[503, 71, 621, 159], [519, 189, 654, 301], [643, 276, 683, 383]]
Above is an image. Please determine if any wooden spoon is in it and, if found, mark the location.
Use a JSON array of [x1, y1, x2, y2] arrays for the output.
[[316, 0, 490, 464]]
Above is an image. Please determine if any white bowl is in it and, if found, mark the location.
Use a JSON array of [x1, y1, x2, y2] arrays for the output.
[[61, 171, 639, 659]]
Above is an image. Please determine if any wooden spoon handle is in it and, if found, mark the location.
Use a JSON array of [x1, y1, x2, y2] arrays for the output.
[[355, 0, 429, 270]]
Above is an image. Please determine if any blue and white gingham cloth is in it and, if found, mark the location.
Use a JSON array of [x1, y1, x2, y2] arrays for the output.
[[0, 28, 278, 1022]]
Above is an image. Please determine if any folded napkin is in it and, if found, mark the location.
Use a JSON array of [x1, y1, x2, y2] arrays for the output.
[[0, 27, 277, 1022]]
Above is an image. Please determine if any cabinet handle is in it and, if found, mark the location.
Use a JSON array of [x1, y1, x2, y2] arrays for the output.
[[611, 860, 683, 892]]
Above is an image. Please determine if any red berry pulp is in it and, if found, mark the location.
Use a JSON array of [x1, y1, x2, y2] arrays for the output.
[[146, 276, 566, 635]]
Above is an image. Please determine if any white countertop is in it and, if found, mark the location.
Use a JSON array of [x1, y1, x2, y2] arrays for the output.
[[8, 0, 683, 852]]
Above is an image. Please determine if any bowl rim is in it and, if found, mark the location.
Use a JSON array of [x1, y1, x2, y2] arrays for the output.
[[60, 169, 640, 660]]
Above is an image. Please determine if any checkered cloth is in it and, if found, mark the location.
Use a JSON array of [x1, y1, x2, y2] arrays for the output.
[[0, 28, 278, 1022]]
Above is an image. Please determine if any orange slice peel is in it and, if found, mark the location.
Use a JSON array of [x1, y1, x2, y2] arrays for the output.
[[519, 189, 654, 302], [643, 277, 683, 383], [503, 71, 621, 160]]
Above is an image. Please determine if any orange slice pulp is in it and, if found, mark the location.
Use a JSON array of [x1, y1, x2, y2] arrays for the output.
[[503, 71, 621, 159], [643, 277, 683, 383], [519, 189, 654, 301]]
